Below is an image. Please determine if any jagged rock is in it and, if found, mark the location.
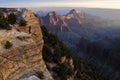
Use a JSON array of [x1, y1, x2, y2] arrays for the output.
[[41, 9, 107, 33]]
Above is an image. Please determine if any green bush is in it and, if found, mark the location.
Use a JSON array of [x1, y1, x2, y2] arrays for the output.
[[7, 13, 17, 25], [55, 63, 74, 80], [0, 19, 10, 30], [19, 18, 26, 26], [0, 9, 11, 30], [4, 41, 13, 49], [0, 9, 3, 17], [36, 72, 44, 79], [42, 45, 53, 62]]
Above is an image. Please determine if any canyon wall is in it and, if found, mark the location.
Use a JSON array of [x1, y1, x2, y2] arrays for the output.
[[0, 9, 53, 80]]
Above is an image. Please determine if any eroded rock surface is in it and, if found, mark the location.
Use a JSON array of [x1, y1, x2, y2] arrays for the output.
[[0, 9, 53, 80]]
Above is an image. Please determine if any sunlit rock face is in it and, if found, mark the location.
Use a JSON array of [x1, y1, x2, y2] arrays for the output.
[[0, 9, 53, 80], [41, 9, 107, 33]]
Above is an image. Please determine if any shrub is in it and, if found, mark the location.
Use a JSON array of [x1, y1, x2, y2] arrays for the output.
[[4, 41, 13, 49], [19, 18, 26, 26], [42, 45, 53, 62], [0, 10, 11, 30], [36, 71, 44, 79], [57, 63, 70, 80], [0, 9, 3, 18], [7, 13, 17, 25]]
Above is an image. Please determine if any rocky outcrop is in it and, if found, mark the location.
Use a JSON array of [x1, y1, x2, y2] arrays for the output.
[[42, 11, 71, 32], [0, 9, 53, 80]]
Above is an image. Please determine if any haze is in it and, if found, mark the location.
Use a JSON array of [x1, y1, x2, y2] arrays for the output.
[[0, 0, 120, 9]]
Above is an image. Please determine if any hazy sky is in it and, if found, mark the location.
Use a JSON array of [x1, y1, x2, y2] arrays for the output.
[[0, 0, 120, 9]]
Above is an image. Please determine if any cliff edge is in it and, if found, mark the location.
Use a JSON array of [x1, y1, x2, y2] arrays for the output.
[[0, 9, 53, 80]]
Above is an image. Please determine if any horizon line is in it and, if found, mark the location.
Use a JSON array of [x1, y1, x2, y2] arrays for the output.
[[0, 6, 120, 10]]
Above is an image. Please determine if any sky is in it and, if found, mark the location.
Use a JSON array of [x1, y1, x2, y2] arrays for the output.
[[0, 0, 120, 9]]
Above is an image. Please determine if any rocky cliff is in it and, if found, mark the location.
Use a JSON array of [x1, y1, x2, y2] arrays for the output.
[[0, 9, 53, 80]]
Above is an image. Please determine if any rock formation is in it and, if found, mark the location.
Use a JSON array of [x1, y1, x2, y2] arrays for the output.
[[0, 9, 53, 80], [41, 9, 107, 32]]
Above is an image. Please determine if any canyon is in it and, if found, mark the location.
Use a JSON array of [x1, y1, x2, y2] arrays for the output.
[[38, 9, 120, 80], [0, 8, 119, 80]]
